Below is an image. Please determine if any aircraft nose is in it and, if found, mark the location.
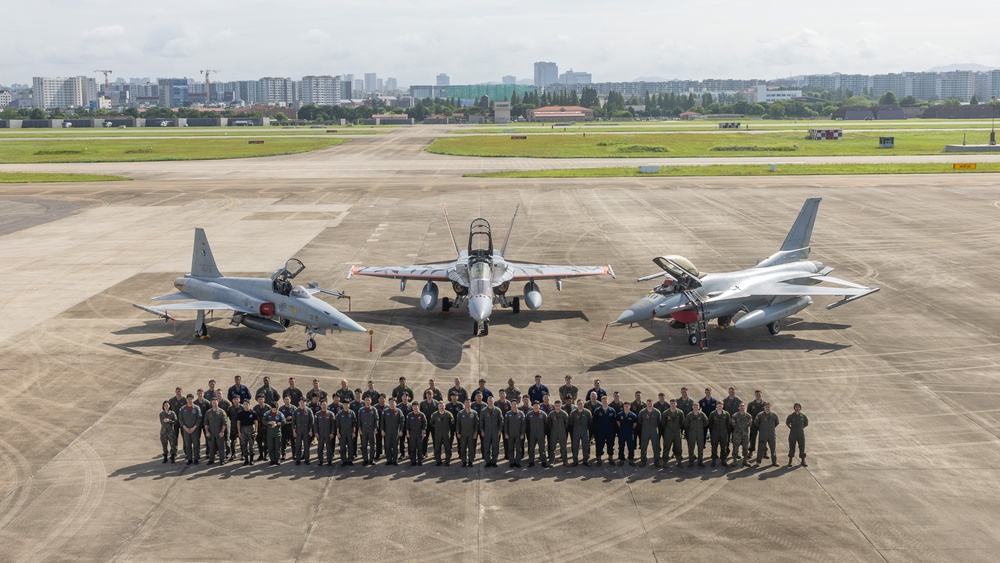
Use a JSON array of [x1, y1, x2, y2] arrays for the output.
[[469, 295, 492, 322], [615, 297, 657, 325], [330, 309, 366, 333]]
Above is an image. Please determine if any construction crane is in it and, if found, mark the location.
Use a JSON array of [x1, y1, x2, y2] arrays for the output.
[[94, 70, 113, 93], [201, 70, 220, 103]]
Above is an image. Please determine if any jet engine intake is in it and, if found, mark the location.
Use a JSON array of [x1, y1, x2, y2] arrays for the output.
[[259, 302, 275, 317], [523, 281, 542, 310], [733, 296, 812, 329], [453, 282, 468, 296], [420, 281, 439, 311], [493, 281, 510, 296]]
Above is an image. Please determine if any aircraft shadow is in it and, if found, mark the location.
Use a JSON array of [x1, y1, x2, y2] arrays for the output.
[[347, 296, 592, 371], [108, 319, 342, 371], [590, 317, 853, 372]]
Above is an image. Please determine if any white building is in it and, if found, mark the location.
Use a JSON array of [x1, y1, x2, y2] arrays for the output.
[[258, 77, 295, 105], [0, 90, 12, 107], [301, 75, 342, 105], [754, 87, 802, 103], [32, 76, 98, 109], [436, 73, 450, 87], [559, 69, 592, 85]]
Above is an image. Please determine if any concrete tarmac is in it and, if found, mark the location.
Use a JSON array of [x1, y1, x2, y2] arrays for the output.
[[1, 128, 999, 561]]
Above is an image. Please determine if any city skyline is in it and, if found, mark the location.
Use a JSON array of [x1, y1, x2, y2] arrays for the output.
[[3, 1, 999, 88]]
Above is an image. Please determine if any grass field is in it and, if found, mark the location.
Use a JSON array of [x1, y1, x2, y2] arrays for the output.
[[0, 137, 349, 163], [428, 129, 999, 158], [0, 172, 131, 183], [454, 119, 1000, 134], [467, 162, 1000, 178], [0, 126, 384, 137]]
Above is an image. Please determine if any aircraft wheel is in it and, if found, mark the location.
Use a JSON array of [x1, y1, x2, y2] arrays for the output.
[[687, 333, 700, 346], [442, 297, 451, 312], [512, 297, 520, 314], [281, 318, 291, 328], [767, 320, 781, 335], [195, 325, 208, 338], [482, 321, 489, 336], [306, 338, 317, 351]]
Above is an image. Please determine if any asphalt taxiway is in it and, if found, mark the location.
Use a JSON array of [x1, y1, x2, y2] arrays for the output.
[[1, 128, 999, 561]]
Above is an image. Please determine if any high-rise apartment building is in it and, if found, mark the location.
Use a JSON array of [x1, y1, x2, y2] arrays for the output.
[[502, 75, 516, 85], [258, 77, 295, 105], [364, 73, 377, 93], [301, 75, 342, 105], [534, 62, 558, 89], [436, 73, 450, 86], [32, 76, 98, 109]]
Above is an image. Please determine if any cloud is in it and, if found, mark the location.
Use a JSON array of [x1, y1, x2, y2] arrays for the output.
[[144, 25, 203, 58], [82, 25, 125, 40]]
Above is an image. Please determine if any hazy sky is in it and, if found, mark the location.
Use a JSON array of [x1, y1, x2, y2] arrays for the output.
[[4, 0, 998, 86]]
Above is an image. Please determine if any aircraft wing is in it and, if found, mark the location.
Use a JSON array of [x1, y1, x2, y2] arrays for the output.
[[145, 300, 251, 313], [350, 263, 457, 282], [502, 261, 614, 281], [151, 292, 195, 301], [748, 284, 874, 297]]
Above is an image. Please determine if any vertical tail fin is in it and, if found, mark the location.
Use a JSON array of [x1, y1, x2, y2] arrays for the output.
[[191, 228, 223, 278], [780, 197, 821, 252]]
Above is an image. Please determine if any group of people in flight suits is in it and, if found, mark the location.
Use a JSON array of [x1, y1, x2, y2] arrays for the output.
[[159, 374, 810, 470]]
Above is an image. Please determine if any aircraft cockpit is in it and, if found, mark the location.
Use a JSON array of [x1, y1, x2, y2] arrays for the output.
[[652, 255, 702, 292], [271, 258, 306, 296]]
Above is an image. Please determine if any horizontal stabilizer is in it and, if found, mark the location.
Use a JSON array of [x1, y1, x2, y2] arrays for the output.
[[826, 288, 880, 310]]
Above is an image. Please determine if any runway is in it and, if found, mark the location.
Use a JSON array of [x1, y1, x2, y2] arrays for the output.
[[1, 127, 999, 561]]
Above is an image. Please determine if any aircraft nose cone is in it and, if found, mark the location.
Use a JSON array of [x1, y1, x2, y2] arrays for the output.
[[331, 310, 366, 333], [615, 298, 657, 325], [469, 295, 492, 322]]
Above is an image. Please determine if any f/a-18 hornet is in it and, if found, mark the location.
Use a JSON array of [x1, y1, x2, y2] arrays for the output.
[[349, 205, 615, 336], [133, 228, 365, 351], [614, 197, 878, 348]]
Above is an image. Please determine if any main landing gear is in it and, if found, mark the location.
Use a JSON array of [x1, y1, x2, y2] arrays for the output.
[[193, 310, 210, 339], [473, 320, 489, 337], [767, 320, 781, 335]]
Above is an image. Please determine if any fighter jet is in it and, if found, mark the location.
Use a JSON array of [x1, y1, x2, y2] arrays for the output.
[[349, 205, 615, 336], [614, 197, 878, 348], [133, 228, 365, 351]]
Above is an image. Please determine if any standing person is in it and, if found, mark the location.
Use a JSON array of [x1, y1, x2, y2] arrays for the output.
[[361, 380, 381, 404], [474, 379, 493, 401], [586, 379, 607, 400], [746, 390, 767, 460], [479, 396, 503, 468], [228, 375, 251, 403], [204, 398, 229, 465], [699, 388, 718, 442], [708, 403, 731, 467], [391, 377, 414, 403], [381, 398, 404, 466], [179, 394, 202, 465], [584, 391, 600, 414], [282, 377, 303, 408], [547, 400, 570, 466], [653, 393, 670, 415], [293, 399, 314, 465], [593, 396, 616, 466], [630, 391, 644, 414], [336, 401, 358, 466], [609, 391, 625, 417], [397, 393, 413, 461], [430, 401, 454, 466], [495, 391, 512, 460], [424, 378, 444, 402], [456, 399, 480, 467], [236, 400, 258, 466], [558, 375, 579, 404], [357, 397, 379, 466], [193, 389, 211, 460], [159, 401, 177, 464], [685, 403, 708, 467], [252, 396, 270, 461], [226, 396, 241, 461], [786, 403, 809, 467], [527, 375, 549, 405], [278, 396, 295, 462], [755, 403, 779, 467], [335, 379, 353, 404], [504, 403, 526, 467], [723, 387, 743, 416], [445, 393, 462, 446], [314, 401, 336, 466], [525, 403, 548, 467], [263, 404, 284, 466], [616, 402, 638, 466], [255, 376, 280, 408], [661, 399, 685, 467], [306, 379, 328, 403], [167, 387, 185, 459], [519, 396, 531, 414], [204, 379, 220, 401], [637, 399, 662, 467], [569, 399, 593, 466], [675, 387, 694, 415], [503, 378, 521, 403], [731, 403, 753, 467], [448, 377, 469, 404], [374, 394, 388, 461], [405, 404, 427, 465], [419, 390, 438, 456]]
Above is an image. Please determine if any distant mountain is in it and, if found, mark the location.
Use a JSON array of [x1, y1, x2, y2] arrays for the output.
[[927, 63, 997, 72]]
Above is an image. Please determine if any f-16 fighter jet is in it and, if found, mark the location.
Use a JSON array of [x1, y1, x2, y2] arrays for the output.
[[614, 198, 878, 348], [134, 228, 365, 351], [350, 205, 615, 336]]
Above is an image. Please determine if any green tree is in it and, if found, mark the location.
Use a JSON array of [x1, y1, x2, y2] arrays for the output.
[[29, 108, 46, 119], [273, 112, 288, 122], [970, 95, 979, 105], [843, 96, 872, 108], [944, 98, 962, 106], [766, 102, 786, 119], [878, 91, 898, 106], [899, 95, 918, 107]]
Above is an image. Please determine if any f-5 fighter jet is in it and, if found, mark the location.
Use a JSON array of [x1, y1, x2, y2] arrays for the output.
[[614, 198, 878, 348], [350, 206, 615, 336], [133, 228, 365, 351]]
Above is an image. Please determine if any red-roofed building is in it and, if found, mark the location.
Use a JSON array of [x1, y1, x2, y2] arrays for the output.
[[527, 105, 594, 122]]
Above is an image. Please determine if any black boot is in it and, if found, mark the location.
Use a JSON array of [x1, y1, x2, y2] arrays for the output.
[[163, 454, 168, 464]]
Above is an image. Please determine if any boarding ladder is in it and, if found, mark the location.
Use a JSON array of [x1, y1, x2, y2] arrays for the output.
[[684, 290, 710, 350]]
